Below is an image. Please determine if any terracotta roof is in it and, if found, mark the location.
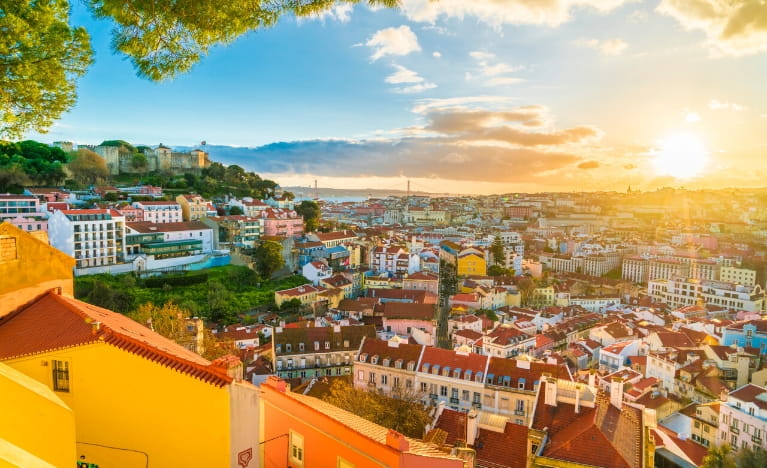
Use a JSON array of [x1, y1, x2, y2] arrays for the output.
[[380, 302, 436, 320], [420, 346, 488, 376], [276, 284, 325, 297], [487, 358, 570, 391], [486, 326, 529, 346], [273, 325, 375, 356], [475, 422, 529, 468], [0, 292, 232, 386], [727, 320, 767, 332], [314, 230, 357, 241], [454, 329, 483, 341], [358, 337, 423, 368], [433, 408, 466, 446], [627, 355, 647, 367], [652, 426, 708, 467], [366, 289, 436, 304], [729, 384, 767, 410], [404, 271, 439, 281], [652, 331, 695, 348], [133, 201, 180, 206], [337, 298, 377, 312], [533, 387, 642, 468]]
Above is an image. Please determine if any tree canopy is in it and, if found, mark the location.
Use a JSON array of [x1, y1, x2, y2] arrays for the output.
[[254, 240, 284, 279], [0, 0, 92, 139], [296, 200, 321, 232], [68, 148, 109, 186], [1, 0, 397, 138]]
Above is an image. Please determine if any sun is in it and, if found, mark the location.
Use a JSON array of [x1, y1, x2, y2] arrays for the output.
[[651, 132, 709, 179]]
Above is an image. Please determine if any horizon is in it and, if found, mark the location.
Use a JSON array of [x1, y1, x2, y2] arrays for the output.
[[22, 1, 767, 195]]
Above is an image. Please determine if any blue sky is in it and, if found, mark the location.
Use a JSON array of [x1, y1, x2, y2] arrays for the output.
[[27, 1, 767, 194]]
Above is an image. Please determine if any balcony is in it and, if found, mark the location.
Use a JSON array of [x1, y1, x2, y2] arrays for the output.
[[731, 426, 739, 435], [514, 410, 525, 416], [472, 402, 482, 409], [450, 397, 460, 404], [752, 435, 762, 444]]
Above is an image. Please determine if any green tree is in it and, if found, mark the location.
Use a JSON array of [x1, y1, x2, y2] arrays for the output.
[[0, 166, 32, 193], [701, 445, 736, 468], [295, 200, 321, 232], [228, 205, 244, 216], [0, 0, 92, 138], [323, 379, 429, 439], [68, 148, 109, 185], [735, 447, 767, 468], [490, 236, 505, 265], [131, 153, 149, 173], [254, 240, 284, 279]]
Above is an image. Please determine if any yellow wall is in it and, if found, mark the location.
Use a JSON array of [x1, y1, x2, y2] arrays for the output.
[[4, 343, 231, 468], [457, 255, 487, 277], [0, 362, 76, 468], [0, 222, 74, 316]]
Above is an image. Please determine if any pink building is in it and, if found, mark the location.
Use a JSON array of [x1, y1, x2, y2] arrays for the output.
[[7, 216, 48, 232], [260, 208, 304, 238]]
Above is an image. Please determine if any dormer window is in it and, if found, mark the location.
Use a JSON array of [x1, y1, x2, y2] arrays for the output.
[[298, 343, 305, 352], [422, 364, 430, 373], [276, 344, 282, 353], [314, 341, 320, 351], [475, 372, 483, 383], [395, 359, 404, 369], [383, 358, 391, 367], [286, 343, 292, 353], [344, 340, 350, 348], [442, 366, 451, 377], [453, 368, 461, 379], [325, 341, 331, 349], [371, 355, 379, 365], [407, 361, 415, 371], [465, 370, 473, 381], [359, 353, 368, 362]]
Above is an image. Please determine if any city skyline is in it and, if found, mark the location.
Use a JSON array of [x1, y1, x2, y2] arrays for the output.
[[25, 1, 767, 194]]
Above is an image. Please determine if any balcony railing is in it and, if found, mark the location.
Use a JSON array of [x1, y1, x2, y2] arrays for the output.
[[472, 402, 482, 409], [449, 397, 460, 404], [515, 410, 525, 416], [752, 435, 761, 444], [731, 426, 739, 435]]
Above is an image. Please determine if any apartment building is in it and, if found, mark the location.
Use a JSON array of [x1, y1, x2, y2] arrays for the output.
[[132, 200, 182, 223], [0, 194, 47, 231], [718, 384, 767, 453], [48, 209, 126, 269], [175, 194, 210, 221], [723, 320, 767, 353], [204, 215, 263, 248], [720, 267, 757, 287], [125, 221, 213, 259], [418, 346, 488, 413], [649, 277, 765, 312], [272, 324, 375, 381]]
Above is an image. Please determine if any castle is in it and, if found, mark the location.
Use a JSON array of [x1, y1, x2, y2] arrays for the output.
[[67, 143, 211, 175]]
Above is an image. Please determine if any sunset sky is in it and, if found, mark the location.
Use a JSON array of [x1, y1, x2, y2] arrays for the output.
[[27, 0, 767, 194]]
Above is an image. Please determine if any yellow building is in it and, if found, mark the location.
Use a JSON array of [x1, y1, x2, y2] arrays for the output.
[[274, 283, 326, 308], [457, 248, 487, 277], [0, 362, 76, 468], [0, 222, 260, 468], [176, 194, 210, 221]]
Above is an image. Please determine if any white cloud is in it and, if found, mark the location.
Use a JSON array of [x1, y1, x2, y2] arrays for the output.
[[575, 38, 628, 55], [709, 99, 746, 111], [385, 65, 425, 84], [433, 51, 442, 58], [628, 9, 648, 23], [385, 65, 436, 93], [394, 82, 438, 94], [412, 96, 517, 114], [467, 51, 526, 87], [657, 0, 767, 56], [366, 25, 421, 61], [400, 0, 630, 28]]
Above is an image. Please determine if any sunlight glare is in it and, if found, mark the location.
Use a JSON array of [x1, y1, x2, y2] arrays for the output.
[[651, 133, 709, 179]]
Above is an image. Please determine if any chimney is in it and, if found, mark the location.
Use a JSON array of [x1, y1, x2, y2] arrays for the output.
[[466, 410, 479, 446], [575, 385, 581, 414], [91, 321, 101, 335], [386, 430, 410, 452], [544, 375, 558, 407], [588, 369, 596, 389], [610, 377, 623, 410]]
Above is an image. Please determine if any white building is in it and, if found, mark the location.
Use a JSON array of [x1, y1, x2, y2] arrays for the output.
[[302, 260, 333, 286], [125, 221, 214, 258], [649, 277, 765, 312], [720, 267, 757, 287], [132, 201, 183, 223], [48, 209, 126, 269], [718, 384, 767, 453]]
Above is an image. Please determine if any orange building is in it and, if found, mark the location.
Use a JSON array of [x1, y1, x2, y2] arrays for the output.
[[259, 376, 468, 468]]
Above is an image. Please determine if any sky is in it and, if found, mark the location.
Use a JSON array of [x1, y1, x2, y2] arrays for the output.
[[26, 0, 767, 195]]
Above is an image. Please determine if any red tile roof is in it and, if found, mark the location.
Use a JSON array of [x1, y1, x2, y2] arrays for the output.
[[0, 292, 233, 386], [126, 221, 210, 233], [358, 337, 423, 368], [420, 346, 488, 376], [487, 358, 570, 390], [475, 422, 529, 468], [380, 302, 436, 320]]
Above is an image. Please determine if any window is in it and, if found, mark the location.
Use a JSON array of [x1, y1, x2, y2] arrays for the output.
[[286, 343, 292, 352], [52, 360, 70, 392], [298, 343, 305, 352], [440, 385, 448, 397], [381, 375, 388, 385], [369, 372, 376, 384], [314, 341, 320, 351], [289, 431, 304, 467], [325, 341, 331, 349], [421, 382, 428, 392], [393, 376, 400, 388], [462, 390, 470, 401]]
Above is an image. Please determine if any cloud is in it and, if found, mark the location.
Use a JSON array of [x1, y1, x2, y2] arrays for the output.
[[575, 38, 628, 55], [629, 9, 648, 23], [657, 0, 767, 55], [366, 25, 421, 61], [384, 64, 437, 94], [708, 99, 746, 111], [199, 102, 605, 183], [466, 51, 526, 87], [578, 161, 600, 169], [399, 0, 630, 28], [433, 51, 442, 58]]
